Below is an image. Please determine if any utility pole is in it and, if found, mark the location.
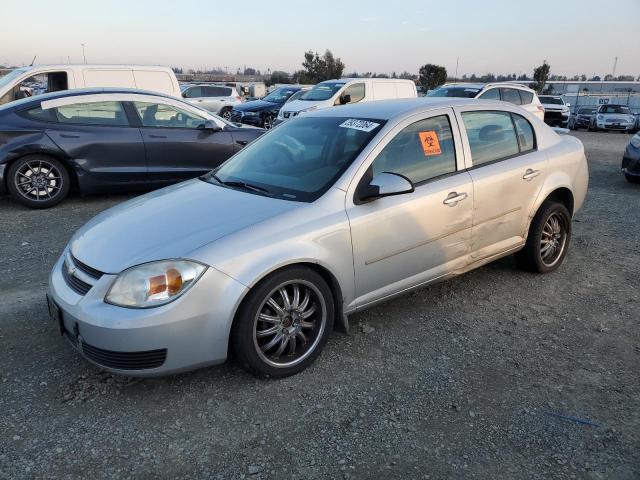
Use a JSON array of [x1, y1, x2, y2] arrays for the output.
[[454, 57, 459, 82], [81, 44, 86, 64]]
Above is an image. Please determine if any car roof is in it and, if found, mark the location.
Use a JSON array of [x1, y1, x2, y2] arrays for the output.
[[0, 87, 176, 112], [304, 97, 504, 121]]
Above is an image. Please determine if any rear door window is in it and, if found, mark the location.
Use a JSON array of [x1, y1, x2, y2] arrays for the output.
[[519, 90, 534, 104], [134, 101, 206, 129], [183, 86, 202, 98], [461, 111, 520, 166], [477, 88, 500, 100], [33, 101, 130, 126], [202, 86, 232, 97], [500, 88, 522, 105]]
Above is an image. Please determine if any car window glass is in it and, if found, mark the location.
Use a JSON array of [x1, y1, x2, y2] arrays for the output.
[[203, 86, 232, 97], [134, 102, 206, 129], [500, 88, 522, 105], [53, 101, 128, 126], [342, 83, 365, 104], [462, 111, 520, 166], [184, 87, 202, 98], [23, 106, 58, 122], [520, 90, 534, 104], [512, 114, 535, 152], [478, 88, 500, 100], [372, 115, 457, 184]]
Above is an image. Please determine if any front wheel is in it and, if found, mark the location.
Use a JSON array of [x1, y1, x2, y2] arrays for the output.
[[231, 267, 334, 378], [263, 114, 275, 130], [516, 201, 571, 273], [7, 155, 70, 208], [220, 108, 232, 121]]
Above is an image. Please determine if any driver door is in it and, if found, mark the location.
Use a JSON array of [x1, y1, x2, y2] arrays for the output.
[[131, 101, 235, 184], [346, 109, 473, 308]]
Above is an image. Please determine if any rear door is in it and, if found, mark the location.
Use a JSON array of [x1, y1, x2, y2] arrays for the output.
[[455, 107, 548, 261], [131, 100, 236, 184], [36, 99, 147, 188]]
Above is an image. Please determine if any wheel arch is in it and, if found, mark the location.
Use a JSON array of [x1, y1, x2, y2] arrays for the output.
[[4, 151, 80, 193]]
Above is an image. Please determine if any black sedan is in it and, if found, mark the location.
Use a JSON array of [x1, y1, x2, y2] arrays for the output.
[[0, 88, 265, 208], [230, 86, 305, 129]]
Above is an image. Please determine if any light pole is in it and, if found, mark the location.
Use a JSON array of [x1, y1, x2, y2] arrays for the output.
[[81, 44, 86, 64]]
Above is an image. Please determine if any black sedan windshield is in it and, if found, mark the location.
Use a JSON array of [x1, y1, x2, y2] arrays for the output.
[[262, 88, 299, 103], [207, 117, 385, 202]]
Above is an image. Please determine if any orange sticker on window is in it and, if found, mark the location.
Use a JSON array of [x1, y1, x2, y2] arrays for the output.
[[418, 131, 442, 156]]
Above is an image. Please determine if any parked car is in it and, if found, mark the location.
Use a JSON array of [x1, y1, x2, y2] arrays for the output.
[[622, 132, 640, 183], [230, 86, 306, 129], [275, 78, 417, 125], [427, 82, 544, 121], [538, 95, 570, 127], [589, 104, 636, 132], [0, 65, 181, 105], [568, 107, 596, 130], [0, 88, 264, 208], [47, 97, 588, 378], [181, 84, 243, 120]]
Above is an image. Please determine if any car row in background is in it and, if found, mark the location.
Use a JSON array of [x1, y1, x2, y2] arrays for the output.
[[230, 85, 309, 129], [568, 107, 596, 130], [427, 82, 545, 120], [181, 83, 243, 120], [588, 104, 637, 133], [538, 95, 571, 127], [0, 88, 265, 208]]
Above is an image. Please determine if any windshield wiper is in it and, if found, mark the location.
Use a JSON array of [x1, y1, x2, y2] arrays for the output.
[[211, 174, 272, 195]]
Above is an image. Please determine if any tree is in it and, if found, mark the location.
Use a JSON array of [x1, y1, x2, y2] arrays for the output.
[[294, 50, 345, 84], [268, 70, 291, 86], [418, 64, 447, 90], [531, 61, 551, 93], [243, 67, 257, 76]]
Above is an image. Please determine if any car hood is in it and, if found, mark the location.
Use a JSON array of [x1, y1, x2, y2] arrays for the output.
[[69, 179, 300, 274], [281, 99, 325, 114], [541, 103, 567, 111], [234, 99, 280, 112]]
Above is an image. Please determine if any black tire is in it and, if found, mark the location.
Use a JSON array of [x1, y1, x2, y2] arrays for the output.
[[625, 173, 640, 184], [220, 107, 232, 121], [263, 114, 275, 130], [231, 266, 334, 378], [7, 155, 70, 209], [515, 201, 572, 273]]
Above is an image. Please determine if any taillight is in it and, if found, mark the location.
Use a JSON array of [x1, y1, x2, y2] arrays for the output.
[[236, 96, 242, 101], [537, 105, 545, 112]]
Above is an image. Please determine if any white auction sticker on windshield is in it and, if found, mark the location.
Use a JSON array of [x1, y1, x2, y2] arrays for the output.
[[339, 119, 380, 132]]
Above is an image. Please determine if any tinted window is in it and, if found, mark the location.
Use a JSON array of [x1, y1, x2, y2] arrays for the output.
[[462, 111, 520, 166], [478, 88, 500, 100], [209, 117, 385, 202], [512, 114, 535, 152], [23, 106, 58, 122], [372, 115, 456, 184], [600, 105, 631, 114], [183, 86, 202, 98], [134, 102, 206, 128], [500, 88, 522, 105], [202, 86, 232, 97], [52, 101, 128, 126], [340, 83, 365, 104], [539, 96, 564, 105], [427, 86, 481, 98], [520, 90, 534, 104]]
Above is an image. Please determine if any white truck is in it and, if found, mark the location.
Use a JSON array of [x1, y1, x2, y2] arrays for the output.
[[0, 65, 181, 105]]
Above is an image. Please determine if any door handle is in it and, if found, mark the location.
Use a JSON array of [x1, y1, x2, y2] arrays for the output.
[[148, 134, 167, 139], [236, 140, 248, 146], [59, 134, 80, 138], [522, 168, 541, 181], [443, 191, 468, 206]]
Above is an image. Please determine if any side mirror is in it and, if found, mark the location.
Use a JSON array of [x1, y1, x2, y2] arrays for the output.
[[339, 94, 351, 105], [182, 92, 187, 98], [358, 172, 414, 202], [202, 119, 222, 132], [566, 102, 571, 107]]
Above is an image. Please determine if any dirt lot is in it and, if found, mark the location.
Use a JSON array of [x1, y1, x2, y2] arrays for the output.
[[0, 131, 638, 479]]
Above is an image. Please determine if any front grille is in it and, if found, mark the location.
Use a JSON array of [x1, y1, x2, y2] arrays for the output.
[[545, 111, 562, 119], [81, 341, 167, 370], [62, 265, 92, 295], [72, 254, 103, 280], [283, 111, 291, 118]]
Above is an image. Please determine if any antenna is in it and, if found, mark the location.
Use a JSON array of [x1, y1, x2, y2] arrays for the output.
[[30, 55, 37, 66], [612, 56, 618, 78]]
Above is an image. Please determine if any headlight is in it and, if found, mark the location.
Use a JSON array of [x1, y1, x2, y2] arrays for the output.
[[597, 115, 604, 121], [106, 260, 207, 308], [628, 117, 635, 124], [244, 111, 258, 116], [631, 134, 640, 148]]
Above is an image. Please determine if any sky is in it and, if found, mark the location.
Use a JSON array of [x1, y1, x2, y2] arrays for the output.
[[2, 0, 639, 78]]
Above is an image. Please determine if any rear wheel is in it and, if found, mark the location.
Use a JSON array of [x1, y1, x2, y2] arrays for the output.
[[263, 114, 275, 130], [220, 108, 232, 121], [516, 201, 571, 273], [7, 155, 70, 208], [231, 267, 334, 378]]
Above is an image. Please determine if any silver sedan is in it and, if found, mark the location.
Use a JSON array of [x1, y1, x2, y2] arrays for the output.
[[47, 98, 589, 378]]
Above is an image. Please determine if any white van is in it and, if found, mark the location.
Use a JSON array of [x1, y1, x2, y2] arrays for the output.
[[276, 78, 417, 123], [0, 65, 181, 105]]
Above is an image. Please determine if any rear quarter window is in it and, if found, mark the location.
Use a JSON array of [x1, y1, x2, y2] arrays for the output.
[[520, 90, 534, 104]]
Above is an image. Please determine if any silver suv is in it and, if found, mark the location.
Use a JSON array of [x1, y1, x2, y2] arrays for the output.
[[182, 84, 242, 120]]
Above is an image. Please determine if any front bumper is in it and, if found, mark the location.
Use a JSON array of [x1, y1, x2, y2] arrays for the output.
[[597, 122, 635, 132], [47, 253, 247, 376], [230, 111, 264, 127]]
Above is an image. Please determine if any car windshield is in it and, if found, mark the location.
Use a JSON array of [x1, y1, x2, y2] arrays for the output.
[[0, 68, 28, 90], [286, 90, 307, 103], [600, 105, 631, 114], [427, 86, 480, 98], [579, 108, 595, 114], [299, 82, 344, 101], [205, 116, 385, 202], [539, 96, 564, 105], [262, 88, 298, 103]]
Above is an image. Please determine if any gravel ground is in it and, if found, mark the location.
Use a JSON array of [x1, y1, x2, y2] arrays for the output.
[[0, 131, 638, 479]]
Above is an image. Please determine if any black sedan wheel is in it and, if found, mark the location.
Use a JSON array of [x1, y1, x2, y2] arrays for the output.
[[263, 114, 275, 130], [231, 266, 334, 378], [220, 108, 232, 121], [7, 156, 70, 209]]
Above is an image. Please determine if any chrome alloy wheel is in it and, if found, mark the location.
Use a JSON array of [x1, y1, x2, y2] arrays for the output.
[[14, 160, 63, 202], [540, 212, 568, 267], [253, 280, 327, 368], [263, 115, 274, 130]]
